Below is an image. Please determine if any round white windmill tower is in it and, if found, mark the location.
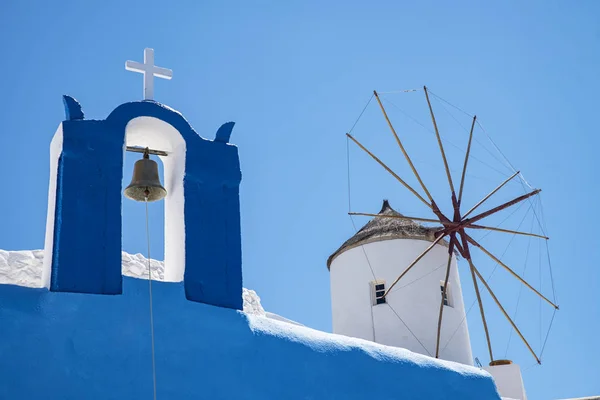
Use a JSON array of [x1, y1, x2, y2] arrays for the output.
[[327, 200, 473, 366]]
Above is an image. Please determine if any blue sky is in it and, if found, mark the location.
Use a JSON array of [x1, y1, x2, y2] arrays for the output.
[[1, 1, 598, 398]]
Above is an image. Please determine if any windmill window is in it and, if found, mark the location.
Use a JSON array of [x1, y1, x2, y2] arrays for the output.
[[372, 281, 386, 305], [440, 281, 453, 308]]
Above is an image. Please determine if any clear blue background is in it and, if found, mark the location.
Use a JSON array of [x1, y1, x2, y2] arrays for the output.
[[0, 1, 597, 399]]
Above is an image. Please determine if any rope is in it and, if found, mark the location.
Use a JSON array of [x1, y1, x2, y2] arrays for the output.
[[539, 196, 558, 303], [440, 200, 533, 354], [539, 211, 543, 350], [145, 197, 158, 400], [515, 176, 558, 310], [518, 194, 558, 356], [346, 88, 559, 362], [425, 90, 510, 173], [348, 94, 374, 134], [483, 199, 533, 283], [513, 178, 558, 354], [523, 185, 547, 236], [405, 152, 514, 188], [348, 216, 379, 344], [431, 94, 514, 177], [380, 95, 514, 179], [425, 90, 536, 187], [376, 89, 420, 94], [491, 193, 557, 362], [425, 89, 540, 194], [540, 308, 557, 359], [369, 294, 377, 343], [523, 192, 557, 304], [545, 238, 557, 304], [387, 302, 433, 357], [505, 208, 535, 357], [348, 214, 432, 356], [387, 260, 447, 295], [349, 216, 377, 280], [427, 87, 554, 335], [478, 120, 531, 188], [426, 89, 474, 119], [346, 94, 374, 213], [347, 97, 413, 347], [347, 136, 352, 213], [474, 198, 527, 244], [523, 361, 541, 372]]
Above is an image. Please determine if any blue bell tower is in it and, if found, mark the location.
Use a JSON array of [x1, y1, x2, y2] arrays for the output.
[[42, 49, 243, 310]]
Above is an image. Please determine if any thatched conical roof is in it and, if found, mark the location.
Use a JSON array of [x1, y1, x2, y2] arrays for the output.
[[327, 200, 442, 269]]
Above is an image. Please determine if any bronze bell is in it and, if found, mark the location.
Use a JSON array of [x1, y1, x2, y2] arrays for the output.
[[124, 150, 167, 202]]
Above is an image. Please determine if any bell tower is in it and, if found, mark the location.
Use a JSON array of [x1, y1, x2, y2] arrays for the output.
[[42, 48, 243, 310]]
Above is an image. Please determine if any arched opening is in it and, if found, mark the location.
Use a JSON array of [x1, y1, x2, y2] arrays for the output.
[[122, 117, 187, 283], [42, 102, 242, 307], [122, 150, 165, 277]]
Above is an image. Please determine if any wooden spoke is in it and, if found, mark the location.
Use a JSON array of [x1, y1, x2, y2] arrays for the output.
[[467, 257, 494, 362], [349, 212, 443, 225], [383, 233, 447, 297], [465, 189, 541, 226], [467, 235, 558, 309], [347, 88, 553, 365], [346, 133, 432, 209], [462, 171, 520, 219], [436, 237, 455, 358], [374, 91, 435, 204], [458, 116, 477, 204], [424, 86, 455, 194], [457, 232, 493, 361], [471, 264, 541, 364], [468, 224, 549, 240]]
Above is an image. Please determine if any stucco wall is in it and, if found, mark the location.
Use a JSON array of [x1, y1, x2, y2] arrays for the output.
[[330, 238, 473, 365], [485, 363, 527, 400]]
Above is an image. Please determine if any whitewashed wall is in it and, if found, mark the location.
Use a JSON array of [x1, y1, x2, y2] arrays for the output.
[[330, 238, 473, 365], [124, 117, 187, 282], [485, 363, 527, 400]]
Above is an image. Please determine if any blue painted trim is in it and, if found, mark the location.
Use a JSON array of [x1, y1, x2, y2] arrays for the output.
[[51, 120, 123, 294], [215, 121, 235, 143], [62, 95, 84, 120]]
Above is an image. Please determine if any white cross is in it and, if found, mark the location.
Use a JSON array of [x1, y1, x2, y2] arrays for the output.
[[125, 48, 173, 100]]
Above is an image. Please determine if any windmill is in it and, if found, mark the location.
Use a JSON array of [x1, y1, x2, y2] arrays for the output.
[[345, 87, 558, 365]]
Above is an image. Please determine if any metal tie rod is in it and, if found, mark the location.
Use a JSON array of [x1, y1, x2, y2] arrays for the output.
[[126, 146, 169, 157]]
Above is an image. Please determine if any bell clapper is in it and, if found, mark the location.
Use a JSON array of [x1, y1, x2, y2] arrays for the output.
[[142, 149, 152, 201]]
